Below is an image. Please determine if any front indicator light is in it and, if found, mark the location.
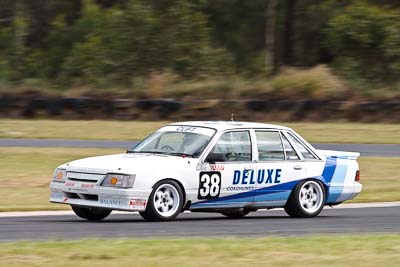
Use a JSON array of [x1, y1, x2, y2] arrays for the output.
[[111, 177, 118, 185], [53, 168, 66, 183], [102, 174, 135, 188]]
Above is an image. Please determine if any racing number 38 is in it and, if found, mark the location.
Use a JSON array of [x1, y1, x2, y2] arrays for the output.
[[198, 172, 221, 199]]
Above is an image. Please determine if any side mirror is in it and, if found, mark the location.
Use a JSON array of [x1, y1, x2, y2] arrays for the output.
[[205, 153, 226, 163]]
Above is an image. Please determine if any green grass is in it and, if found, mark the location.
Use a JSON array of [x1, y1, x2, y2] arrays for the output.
[[0, 147, 121, 211], [351, 157, 400, 203], [0, 147, 399, 211], [1, 119, 400, 143], [0, 235, 400, 267]]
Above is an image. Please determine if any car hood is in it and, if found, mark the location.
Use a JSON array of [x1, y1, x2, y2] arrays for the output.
[[63, 153, 193, 174]]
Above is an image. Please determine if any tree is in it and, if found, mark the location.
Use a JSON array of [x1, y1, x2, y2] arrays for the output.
[[265, 0, 279, 74]]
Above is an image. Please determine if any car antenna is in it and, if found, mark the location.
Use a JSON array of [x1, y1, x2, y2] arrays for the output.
[[230, 111, 235, 122]]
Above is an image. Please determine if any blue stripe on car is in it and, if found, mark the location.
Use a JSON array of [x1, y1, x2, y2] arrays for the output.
[[192, 157, 345, 208], [191, 180, 299, 208], [321, 157, 337, 183], [326, 160, 348, 203]]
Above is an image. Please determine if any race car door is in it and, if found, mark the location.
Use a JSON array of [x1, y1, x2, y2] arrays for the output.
[[253, 130, 306, 207], [191, 130, 257, 209]]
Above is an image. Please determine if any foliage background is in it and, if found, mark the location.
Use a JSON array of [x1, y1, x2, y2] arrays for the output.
[[0, 0, 399, 99]]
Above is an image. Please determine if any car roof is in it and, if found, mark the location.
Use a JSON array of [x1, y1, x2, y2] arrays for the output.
[[169, 121, 292, 131]]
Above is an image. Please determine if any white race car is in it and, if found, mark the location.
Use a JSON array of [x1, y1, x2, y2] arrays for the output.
[[50, 121, 362, 221]]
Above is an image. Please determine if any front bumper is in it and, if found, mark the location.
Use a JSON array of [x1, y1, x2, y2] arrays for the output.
[[49, 182, 151, 211]]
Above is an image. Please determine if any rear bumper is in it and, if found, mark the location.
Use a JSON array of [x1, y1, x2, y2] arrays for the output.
[[326, 182, 362, 204], [49, 182, 151, 211]]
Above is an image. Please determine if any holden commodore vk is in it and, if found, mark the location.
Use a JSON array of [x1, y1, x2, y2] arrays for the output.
[[49, 121, 362, 221]]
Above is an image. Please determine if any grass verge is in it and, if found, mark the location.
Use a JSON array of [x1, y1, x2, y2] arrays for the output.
[[0, 119, 399, 143], [0, 235, 400, 267], [350, 157, 400, 203], [0, 148, 121, 211], [0, 147, 399, 211]]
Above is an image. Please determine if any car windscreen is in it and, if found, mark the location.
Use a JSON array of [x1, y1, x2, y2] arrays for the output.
[[128, 126, 215, 157]]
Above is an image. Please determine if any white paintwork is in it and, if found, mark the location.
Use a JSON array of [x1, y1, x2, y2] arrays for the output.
[[49, 121, 362, 213]]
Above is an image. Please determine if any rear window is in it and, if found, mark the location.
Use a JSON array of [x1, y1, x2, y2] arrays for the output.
[[281, 134, 300, 160], [287, 132, 318, 160]]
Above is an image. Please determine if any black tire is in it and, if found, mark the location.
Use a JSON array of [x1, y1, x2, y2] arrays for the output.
[[71, 206, 112, 221], [139, 180, 184, 222], [284, 180, 326, 218], [220, 208, 250, 218]]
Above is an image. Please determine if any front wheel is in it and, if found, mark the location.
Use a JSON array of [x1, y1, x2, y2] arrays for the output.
[[139, 180, 184, 222], [284, 180, 325, 218], [71, 206, 112, 221]]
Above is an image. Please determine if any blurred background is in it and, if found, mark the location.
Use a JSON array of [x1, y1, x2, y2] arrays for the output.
[[0, 1, 400, 265], [0, 0, 399, 121]]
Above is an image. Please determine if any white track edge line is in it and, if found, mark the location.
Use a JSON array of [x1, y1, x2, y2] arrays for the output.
[[1, 201, 399, 218]]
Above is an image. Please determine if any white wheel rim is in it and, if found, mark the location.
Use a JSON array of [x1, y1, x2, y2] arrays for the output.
[[153, 184, 180, 217], [299, 181, 324, 214]]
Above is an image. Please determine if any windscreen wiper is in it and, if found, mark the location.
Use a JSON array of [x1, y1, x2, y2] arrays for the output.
[[168, 152, 194, 158], [126, 150, 167, 155]]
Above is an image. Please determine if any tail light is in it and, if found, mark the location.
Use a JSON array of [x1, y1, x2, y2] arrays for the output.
[[355, 170, 361, 182]]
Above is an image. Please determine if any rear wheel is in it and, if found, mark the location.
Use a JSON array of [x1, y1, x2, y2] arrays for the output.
[[139, 180, 184, 222], [71, 206, 112, 221], [220, 208, 250, 218], [284, 180, 325, 218]]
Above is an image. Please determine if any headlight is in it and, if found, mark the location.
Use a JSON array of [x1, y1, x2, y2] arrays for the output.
[[101, 174, 135, 188], [53, 168, 66, 183]]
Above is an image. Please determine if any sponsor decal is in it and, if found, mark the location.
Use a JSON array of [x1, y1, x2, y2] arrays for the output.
[[233, 169, 281, 185], [198, 172, 221, 199], [211, 164, 224, 171], [65, 182, 95, 189], [176, 126, 196, 132], [80, 183, 95, 189], [99, 198, 122, 206], [50, 191, 63, 199], [227, 186, 256, 191], [129, 199, 146, 210]]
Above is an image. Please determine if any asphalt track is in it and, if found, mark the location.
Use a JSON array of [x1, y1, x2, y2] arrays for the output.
[[1, 205, 399, 241], [1, 139, 399, 157]]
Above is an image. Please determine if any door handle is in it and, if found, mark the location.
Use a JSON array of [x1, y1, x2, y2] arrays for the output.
[[244, 167, 253, 171], [293, 165, 302, 170]]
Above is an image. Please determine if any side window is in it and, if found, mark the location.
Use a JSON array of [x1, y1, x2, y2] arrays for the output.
[[281, 134, 300, 160], [209, 131, 252, 162], [287, 132, 318, 160], [255, 131, 284, 161]]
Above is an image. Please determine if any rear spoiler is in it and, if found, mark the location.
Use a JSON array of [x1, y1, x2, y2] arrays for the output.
[[316, 150, 360, 160]]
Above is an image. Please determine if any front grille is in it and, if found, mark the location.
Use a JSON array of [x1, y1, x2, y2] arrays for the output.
[[68, 178, 97, 183], [64, 192, 80, 199], [64, 192, 98, 201], [83, 194, 98, 201], [66, 172, 105, 183]]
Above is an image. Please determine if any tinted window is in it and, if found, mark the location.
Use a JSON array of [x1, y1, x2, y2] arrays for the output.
[[209, 131, 252, 162], [255, 131, 284, 161], [281, 134, 300, 160], [287, 132, 318, 160]]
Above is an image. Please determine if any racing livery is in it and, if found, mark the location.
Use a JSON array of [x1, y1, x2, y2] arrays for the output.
[[49, 121, 362, 221]]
